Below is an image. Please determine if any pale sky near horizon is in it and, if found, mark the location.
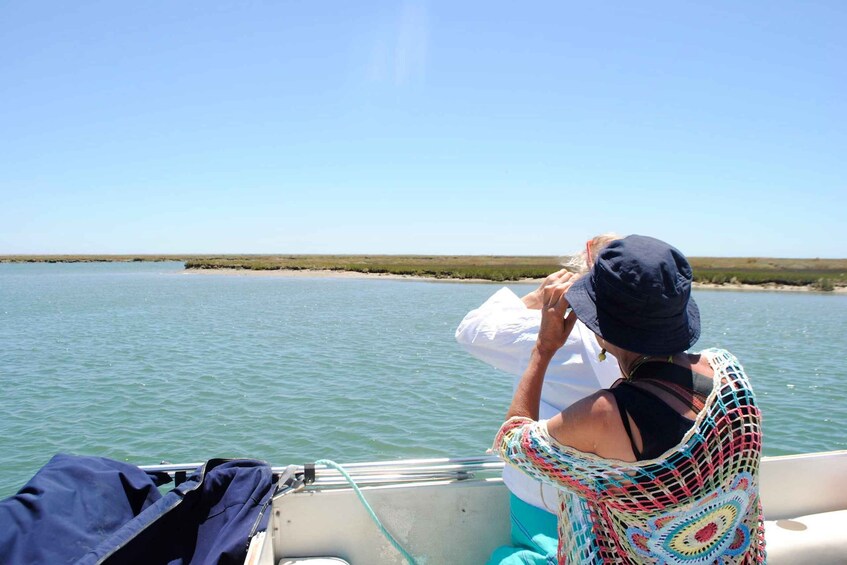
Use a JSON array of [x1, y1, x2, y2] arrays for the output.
[[1, 1, 844, 258]]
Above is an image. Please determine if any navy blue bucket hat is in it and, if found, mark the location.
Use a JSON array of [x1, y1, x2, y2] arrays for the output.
[[566, 235, 700, 355]]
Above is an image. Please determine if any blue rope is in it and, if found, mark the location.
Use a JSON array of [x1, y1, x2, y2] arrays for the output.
[[314, 459, 418, 565]]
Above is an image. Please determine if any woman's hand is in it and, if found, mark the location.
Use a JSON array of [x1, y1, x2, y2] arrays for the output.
[[522, 268, 570, 309], [505, 270, 578, 420], [536, 271, 577, 357]]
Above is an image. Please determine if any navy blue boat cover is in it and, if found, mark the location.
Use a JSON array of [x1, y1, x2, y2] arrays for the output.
[[0, 453, 275, 565]]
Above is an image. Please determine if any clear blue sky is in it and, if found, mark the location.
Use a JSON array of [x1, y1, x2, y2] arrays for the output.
[[1, 1, 844, 257]]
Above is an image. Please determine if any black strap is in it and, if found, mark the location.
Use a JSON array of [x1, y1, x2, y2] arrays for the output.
[[610, 380, 694, 461], [635, 379, 694, 408], [632, 361, 713, 393], [631, 361, 712, 411], [303, 463, 315, 485], [610, 388, 643, 460]]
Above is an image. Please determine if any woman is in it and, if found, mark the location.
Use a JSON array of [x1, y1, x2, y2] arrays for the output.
[[456, 234, 620, 563], [493, 235, 765, 563]]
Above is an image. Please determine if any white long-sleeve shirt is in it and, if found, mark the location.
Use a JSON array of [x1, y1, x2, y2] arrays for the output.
[[455, 287, 620, 512]]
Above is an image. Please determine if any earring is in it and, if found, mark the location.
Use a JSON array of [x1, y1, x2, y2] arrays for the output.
[[598, 348, 607, 362]]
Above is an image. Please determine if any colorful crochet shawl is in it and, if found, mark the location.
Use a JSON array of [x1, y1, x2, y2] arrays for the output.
[[494, 348, 766, 564]]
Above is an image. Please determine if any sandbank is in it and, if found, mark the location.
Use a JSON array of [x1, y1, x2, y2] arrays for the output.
[[184, 267, 540, 284], [184, 267, 846, 293], [693, 282, 847, 294]]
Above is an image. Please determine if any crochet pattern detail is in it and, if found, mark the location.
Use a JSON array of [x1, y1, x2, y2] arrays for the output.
[[493, 348, 766, 564]]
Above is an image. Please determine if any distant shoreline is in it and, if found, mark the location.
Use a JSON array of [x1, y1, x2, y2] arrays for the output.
[[691, 281, 847, 294], [2, 255, 845, 292], [183, 267, 847, 293], [184, 267, 524, 284]]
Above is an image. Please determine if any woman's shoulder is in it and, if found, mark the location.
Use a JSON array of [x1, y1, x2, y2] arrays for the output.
[[694, 348, 756, 398], [547, 390, 636, 460]]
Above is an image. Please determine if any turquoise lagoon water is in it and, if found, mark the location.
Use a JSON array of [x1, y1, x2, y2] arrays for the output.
[[1, 262, 845, 498]]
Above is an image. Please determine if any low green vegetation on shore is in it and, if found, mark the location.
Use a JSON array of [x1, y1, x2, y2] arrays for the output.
[[685, 257, 846, 291], [186, 255, 565, 282], [3, 254, 845, 290], [0, 254, 194, 263]]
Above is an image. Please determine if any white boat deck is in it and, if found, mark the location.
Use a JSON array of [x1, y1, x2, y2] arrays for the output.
[[246, 450, 847, 564]]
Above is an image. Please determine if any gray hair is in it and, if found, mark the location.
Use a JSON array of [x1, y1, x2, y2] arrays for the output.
[[561, 232, 621, 274]]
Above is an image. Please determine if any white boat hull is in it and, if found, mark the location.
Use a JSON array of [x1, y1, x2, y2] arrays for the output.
[[245, 450, 847, 564]]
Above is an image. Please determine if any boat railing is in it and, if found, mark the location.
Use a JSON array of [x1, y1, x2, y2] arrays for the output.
[[140, 455, 506, 490]]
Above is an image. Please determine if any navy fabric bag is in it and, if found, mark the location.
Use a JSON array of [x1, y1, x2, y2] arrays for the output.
[[0, 454, 163, 564], [88, 458, 275, 565], [0, 454, 275, 565]]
